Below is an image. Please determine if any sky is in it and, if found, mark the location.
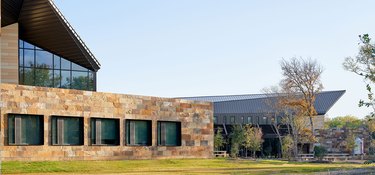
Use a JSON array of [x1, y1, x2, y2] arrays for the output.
[[55, 0, 375, 118]]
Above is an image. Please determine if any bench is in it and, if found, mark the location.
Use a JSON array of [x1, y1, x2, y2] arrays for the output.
[[323, 153, 351, 161], [298, 153, 351, 161], [214, 151, 228, 157], [298, 154, 314, 161]]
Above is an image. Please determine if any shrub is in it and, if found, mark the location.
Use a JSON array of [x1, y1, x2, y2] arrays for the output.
[[314, 146, 327, 161]]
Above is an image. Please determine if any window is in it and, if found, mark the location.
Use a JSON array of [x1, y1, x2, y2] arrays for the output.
[[259, 116, 267, 125], [223, 116, 227, 124], [52, 116, 83, 145], [91, 118, 120, 145], [126, 120, 152, 146], [18, 39, 96, 91], [157, 121, 181, 146], [230, 116, 235, 123], [247, 116, 252, 124], [8, 114, 43, 145]]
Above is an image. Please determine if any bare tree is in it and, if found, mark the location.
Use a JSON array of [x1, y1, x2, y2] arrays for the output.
[[280, 57, 323, 136], [262, 86, 315, 159], [262, 86, 285, 158]]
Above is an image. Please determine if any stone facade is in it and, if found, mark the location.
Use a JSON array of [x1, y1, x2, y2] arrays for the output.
[[0, 83, 214, 161], [316, 126, 370, 154], [0, 23, 19, 84]]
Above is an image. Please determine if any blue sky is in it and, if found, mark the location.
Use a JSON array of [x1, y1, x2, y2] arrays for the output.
[[55, 0, 375, 118]]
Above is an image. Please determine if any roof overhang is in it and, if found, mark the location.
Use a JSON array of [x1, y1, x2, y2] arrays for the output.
[[1, 0, 101, 71]]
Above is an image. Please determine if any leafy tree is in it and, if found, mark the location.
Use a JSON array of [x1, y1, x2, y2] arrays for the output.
[[345, 134, 356, 155], [242, 125, 264, 158], [343, 34, 375, 116], [229, 125, 244, 158], [214, 128, 226, 151], [282, 135, 294, 160], [324, 115, 362, 129], [280, 58, 323, 136]]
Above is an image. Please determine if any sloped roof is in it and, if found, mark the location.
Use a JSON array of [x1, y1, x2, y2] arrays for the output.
[[180, 90, 345, 115], [1, 0, 100, 71]]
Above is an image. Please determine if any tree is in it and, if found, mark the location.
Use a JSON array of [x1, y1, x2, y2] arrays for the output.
[[324, 115, 362, 129], [282, 135, 294, 160], [242, 125, 264, 158], [214, 128, 226, 151], [280, 58, 323, 136], [262, 86, 284, 158], [344, 34, 375, 116], [345, 134, 356, 155], [314, 145, 327, 161], [279, 92, 317, 159], [229, 125, 244, 158]]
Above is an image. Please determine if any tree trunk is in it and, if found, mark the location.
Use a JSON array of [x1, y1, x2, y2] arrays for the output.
[[309, 115, 315, 153], [253, 151, 256, 158], [245, 148, 247, 158]]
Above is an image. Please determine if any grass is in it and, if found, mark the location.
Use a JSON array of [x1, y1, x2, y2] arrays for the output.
[[2, 158, 375, 175]]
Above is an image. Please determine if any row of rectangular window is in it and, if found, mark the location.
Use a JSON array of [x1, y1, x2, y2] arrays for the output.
[[8, 114, 181, 147], [19, 67, 95, 90], [19, 48, 89, 71], [214, 116, 280, 124]]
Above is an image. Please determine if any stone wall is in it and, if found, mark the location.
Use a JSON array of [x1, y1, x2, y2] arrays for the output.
[[0, 23, 18, 84], [316, 126, 370, 153], [0, 83, 214, 161]]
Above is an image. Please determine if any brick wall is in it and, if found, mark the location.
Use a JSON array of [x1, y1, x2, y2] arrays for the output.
[[0, 83, 214, 161]]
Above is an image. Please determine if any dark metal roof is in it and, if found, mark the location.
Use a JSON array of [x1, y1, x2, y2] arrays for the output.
[[1, 0, 100, 71], [180, 90, 346, 115]]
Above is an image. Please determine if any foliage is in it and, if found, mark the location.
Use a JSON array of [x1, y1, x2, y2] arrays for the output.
[[343, 34, 375, 116], [280, 57, 323, 135], [324, 115, 363, 129], [214, 128, 226, 150], [242, 125, 264, 158], [229, 125, 244, 158], [314, 146, 327, 161], [345, 134, 356, 155], [282, 135, 294, 160]]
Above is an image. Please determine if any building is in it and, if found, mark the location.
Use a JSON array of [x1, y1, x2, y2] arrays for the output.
[[0, 0, 213, 161], [182, 90, 345, 157]]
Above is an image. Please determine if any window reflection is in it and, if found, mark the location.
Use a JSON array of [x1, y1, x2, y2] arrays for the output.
[[24, 50, 34, 67], [18, 40, 96, 91], [36, 50, 53, 68]]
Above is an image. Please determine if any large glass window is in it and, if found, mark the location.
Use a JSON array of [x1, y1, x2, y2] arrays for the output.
[[157, 121, 181, 146], [52, 116, 84, 145], [8, 114, 44, 145], [19, 40, 96, 91], [91, 118, 120, 145], [126, 120, 152, 146]]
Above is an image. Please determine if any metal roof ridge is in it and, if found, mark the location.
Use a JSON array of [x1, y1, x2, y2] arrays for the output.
[[48, 0, 101, 69], [178, 90, 346, 100]]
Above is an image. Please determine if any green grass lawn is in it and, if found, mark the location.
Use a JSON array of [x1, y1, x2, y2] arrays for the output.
[[2, 158, 374, 175]]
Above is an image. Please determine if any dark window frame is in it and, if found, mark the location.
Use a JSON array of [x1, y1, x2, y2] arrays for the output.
[[125, 119, 152, 146], [157, 121, 182, 147], [51, 116, 84, 146], [7, 113, 44, 146], [90, 118, 120, 146]]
